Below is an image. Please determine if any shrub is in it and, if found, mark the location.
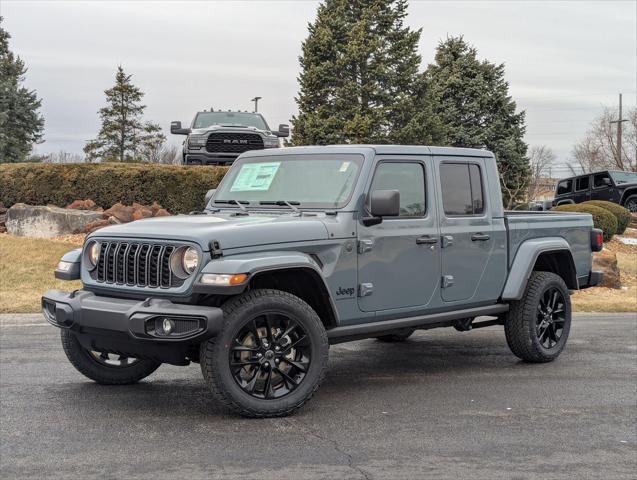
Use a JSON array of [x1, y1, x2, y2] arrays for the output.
[[551, 203, 617, 241], [582, 200, 631, 235], [0, 163, 228, 214]]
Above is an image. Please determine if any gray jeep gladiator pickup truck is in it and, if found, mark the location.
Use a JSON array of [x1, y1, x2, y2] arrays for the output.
[[43, 145, 603, 418], [171, 110, 289, 166]]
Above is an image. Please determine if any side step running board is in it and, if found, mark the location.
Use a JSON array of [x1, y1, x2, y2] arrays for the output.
[[327, 304, 509, 344]]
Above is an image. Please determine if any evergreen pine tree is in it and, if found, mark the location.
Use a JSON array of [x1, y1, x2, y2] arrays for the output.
[[424, 36, 530, 207], [292, 0, 436, 145], [85, 66, 165, 162], [0, 17, 44, 163]]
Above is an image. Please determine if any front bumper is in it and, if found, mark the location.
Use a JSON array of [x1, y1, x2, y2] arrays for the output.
[[184, 152, 240, 166], [42, 289, 224, 365]]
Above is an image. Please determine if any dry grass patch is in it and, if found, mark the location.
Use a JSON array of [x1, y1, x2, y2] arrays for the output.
[[0, 234, 83, 313], [571, 239, 637, 313]]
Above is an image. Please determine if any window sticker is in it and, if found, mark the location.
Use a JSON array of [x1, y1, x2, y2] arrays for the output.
[[339, 161, 350, 173], [230, 162, 281, 192]]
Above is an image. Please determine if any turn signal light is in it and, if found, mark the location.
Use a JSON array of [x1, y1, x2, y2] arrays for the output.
[[200, 273, 248, 286]]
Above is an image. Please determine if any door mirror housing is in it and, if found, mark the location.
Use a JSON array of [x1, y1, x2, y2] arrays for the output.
[[603, 177, 612, 186], [275, 124, 290, 138], [363, 190, 400, 226], [171, 121, 191, 135], [205, 189, 216, 205]]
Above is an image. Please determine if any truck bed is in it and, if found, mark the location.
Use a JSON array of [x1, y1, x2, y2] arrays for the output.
[[504, 210, 594, 275]]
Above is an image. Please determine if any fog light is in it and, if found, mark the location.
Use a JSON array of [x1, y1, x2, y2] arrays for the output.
[[162, 318, 175, 334]]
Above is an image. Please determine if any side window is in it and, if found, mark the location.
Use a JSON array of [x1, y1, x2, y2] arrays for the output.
[[370, 162, 425, 217], [440, 163, 485, 216], [556, 179, 573, 195], [593, 173, 611, 188], [576, 176, 590, 191]]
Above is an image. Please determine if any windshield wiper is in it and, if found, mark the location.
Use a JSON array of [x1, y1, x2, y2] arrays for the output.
[[259, 200, 301, 213], [214, 199, 249, 211]]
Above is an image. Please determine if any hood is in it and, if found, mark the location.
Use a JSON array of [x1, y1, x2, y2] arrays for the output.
[[87, 213, 330, 251], [616, 181, 637, 189], [190, 125, 270, 136]]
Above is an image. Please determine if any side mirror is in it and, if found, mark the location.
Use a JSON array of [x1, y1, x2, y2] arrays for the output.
[[603, 177, 612, 186], [171, 121, 191, 135], [363, 190, 400, 226], [275, 124, 290, 138], [205, 189, 216, 205]]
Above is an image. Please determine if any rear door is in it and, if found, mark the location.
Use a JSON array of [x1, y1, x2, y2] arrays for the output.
[[573, 175, 591, 203], [437, 159, 495, 303]]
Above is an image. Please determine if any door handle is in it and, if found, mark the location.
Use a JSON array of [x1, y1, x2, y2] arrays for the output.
[[471, 233, 490, 241], [416, 235, 438, 245]]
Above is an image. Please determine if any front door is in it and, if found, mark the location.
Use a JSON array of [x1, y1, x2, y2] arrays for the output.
[[357, 159, 440, 312], [437, 160, 494, 303], [573, 175, 591, 203]]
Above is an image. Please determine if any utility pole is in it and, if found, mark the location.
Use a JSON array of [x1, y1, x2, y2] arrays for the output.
[[251, 96, 262, 113], [610, 93, 628, 168]]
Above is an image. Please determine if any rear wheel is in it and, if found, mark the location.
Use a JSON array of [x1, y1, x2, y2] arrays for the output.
[[504, 271, 571, 363], [200, 289, 329, 418], [60, 330, 160, 384], [376, 328, 416, 342]]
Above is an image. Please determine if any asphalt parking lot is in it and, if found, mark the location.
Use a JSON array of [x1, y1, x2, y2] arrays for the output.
[[1, 312, 635, 479]]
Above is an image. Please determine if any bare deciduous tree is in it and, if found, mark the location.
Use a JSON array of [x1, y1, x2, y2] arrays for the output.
[[527, 145, 556, 201], [143, 144, 181, 165], [43, 150, 85, 163], [571, 106, 637, 173]]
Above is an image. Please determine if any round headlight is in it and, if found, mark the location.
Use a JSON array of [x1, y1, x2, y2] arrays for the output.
[[86, 241, 100, 269], [181, 247, 199, 274]]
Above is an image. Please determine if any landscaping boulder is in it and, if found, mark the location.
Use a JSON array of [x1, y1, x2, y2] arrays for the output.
[[592, 248, 621, 289], [6, 203, 103, 238], [103, 203, 135, 223], [67, 199, 97, 210]]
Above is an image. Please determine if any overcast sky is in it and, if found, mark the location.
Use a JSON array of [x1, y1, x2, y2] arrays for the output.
[[2, 0, 636, 176]]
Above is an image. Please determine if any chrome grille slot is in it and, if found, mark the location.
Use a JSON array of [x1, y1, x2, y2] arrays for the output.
[[92, 241, 185, 289]]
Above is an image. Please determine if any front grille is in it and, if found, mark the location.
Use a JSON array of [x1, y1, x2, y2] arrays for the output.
[[93, 241, 184, 288], [205, 132, 264, 154]]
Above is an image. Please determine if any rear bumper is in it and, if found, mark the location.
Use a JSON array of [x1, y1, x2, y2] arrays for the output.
[[578, 270, 603, 289], [42, 289, 224, 365]]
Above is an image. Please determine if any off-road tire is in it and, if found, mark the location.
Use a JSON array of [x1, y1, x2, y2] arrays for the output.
[[200, 289, 329, 418], [60, 329, 161, 384], [376, 328, 416, 342], [504, 271, 571, 363]]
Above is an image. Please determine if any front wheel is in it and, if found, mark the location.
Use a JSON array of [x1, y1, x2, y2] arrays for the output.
[[60, 330, 161, 384], [200, 289, 329, 418], [504, 271, 572, 363], [623, 194, 637, 213]]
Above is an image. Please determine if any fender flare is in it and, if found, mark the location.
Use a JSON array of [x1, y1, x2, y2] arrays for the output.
[[501, 237, 576, 300]]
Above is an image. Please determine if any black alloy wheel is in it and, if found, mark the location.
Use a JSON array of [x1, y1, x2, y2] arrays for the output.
[[535, 287, 566, 349], [229, 313, 311, 400]]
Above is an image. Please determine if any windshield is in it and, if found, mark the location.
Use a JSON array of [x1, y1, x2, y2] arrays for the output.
[[213, 155, 364, 208], [193, 112, 268, 130], [609, 171, 637, 184]]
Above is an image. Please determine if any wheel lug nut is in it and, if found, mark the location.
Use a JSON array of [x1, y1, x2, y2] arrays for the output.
[[256, 353, 262, 358], [264, 362, 270, 368], [275, 346, 280, 351], [275, 358, 280, 364]]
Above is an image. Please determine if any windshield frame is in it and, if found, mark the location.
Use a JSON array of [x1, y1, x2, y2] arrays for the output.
[[609, 170, 637, 185], [211, 153, 366, 210], [192, 111, 269, 130]]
